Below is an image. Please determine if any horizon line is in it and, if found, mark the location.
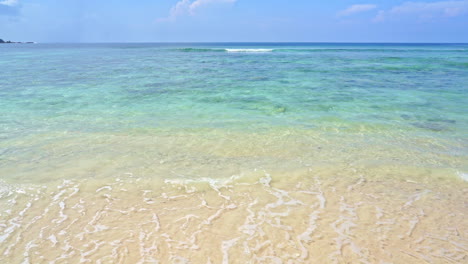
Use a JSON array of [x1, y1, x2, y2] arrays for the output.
[[19, 41, 468, 44]]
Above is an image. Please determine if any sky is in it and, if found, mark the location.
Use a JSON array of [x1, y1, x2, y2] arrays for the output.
[[1, 0, 468, 42]]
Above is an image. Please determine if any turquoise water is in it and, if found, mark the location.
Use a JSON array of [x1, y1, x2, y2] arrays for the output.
[[1, 43, 468, 263], [0, 43, 467, 178], [1, 43, 467, 135], [1, 43, 467, 173]]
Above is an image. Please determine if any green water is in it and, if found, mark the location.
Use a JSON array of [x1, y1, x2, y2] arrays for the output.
[[0, 43, 467, 181]]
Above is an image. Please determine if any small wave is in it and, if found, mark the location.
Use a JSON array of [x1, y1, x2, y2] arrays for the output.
[[225, 49, 273, 53], [175, 48, 224, 52], [458, 171, 468, 182], [173, 47, 466, 54], [272, 48, 468, 53]]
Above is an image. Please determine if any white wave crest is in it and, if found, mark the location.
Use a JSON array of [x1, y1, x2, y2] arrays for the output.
[[458, 171, 468, 182], [225, 49, 273, 53]]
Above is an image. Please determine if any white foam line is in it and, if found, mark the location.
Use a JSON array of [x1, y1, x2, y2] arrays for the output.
[[106, 239, 125, 264], [57, 180, 73, 189], [96, 186, 112, 193], [161, 193, 189, 200], [3, 187, 71, 256], [151, 213, 161, 232], [175, 214, 200, 230], [225, 49, 273, 53], [407, 211, 424, 238], [138, 230, 159, 263], [0, 200, 33, 247], [52, 201, 68, 224], [199, 197, 216, 209], [297, 210, 320, 259], [80, 240, 105, 263], [162, 232, 200, 251], [265, 187, 304, 209], [201, 203, 237, 226], [376, 219, 396, 226], [221, 238, 240, 264], [347, 175, 366, 191], [239, 199, 263, 237], [52, 186, 79, 226], [164, 176, 234, 203], [265, 214, 292, 231], [0, 181, 15, 199], [402, 190, 430, 209], [187, 230, 202, 250], [297, 181, 327, 260], [0, 223, 19, 244], [251, 240, 271, 253], [330, 197, 370, 263], [76, 209, 109, 240], [59, 218, 79, 238], [52, 189, 67, 202], [21, 240, 38, 264], [48, 234, 58, 247], [457, 171, 468, 182], [259, 173, 272, 187], [208, 182, 231, 201], [317, 191, 326, 209]]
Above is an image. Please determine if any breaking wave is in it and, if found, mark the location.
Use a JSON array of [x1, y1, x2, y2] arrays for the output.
[[225, 49, 273, 53], [173, 48, 274, 53], [173, 47, 467, 54]]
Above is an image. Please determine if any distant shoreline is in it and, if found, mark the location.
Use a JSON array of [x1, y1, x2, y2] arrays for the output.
[[0, 39, 34, 44]]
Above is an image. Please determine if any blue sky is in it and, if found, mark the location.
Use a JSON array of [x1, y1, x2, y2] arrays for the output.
[[1, 0, 468, 42]]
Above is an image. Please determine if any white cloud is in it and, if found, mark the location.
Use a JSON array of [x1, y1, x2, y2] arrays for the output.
[[0, 0, 19, 7], [374, 0, 468, 22], [159, 0, 236, 22], [190, 0, 236, 12], [338, 4, 377, 17]]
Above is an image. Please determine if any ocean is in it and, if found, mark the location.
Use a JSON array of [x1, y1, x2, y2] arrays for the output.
[[0, 43, 467, 263]]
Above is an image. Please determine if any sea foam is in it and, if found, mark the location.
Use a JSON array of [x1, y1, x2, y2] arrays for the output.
[[458, 171, 468, 182], [225, 49, 273, 53]]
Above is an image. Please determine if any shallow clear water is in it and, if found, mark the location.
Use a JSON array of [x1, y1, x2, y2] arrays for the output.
[[1, 43, 467, 135], [0, 43, 467, 263]]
